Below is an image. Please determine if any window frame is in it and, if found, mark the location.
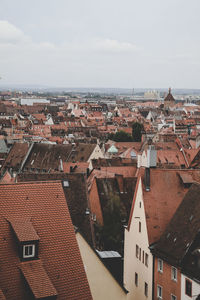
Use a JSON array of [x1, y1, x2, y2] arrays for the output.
[[171, 294, 177, 300], [158, 258, 163, 273], [23, 244, 35, 259], [157, 285, 162, 299], [171, 266, 177, 282], [185, 278, 192, 297]]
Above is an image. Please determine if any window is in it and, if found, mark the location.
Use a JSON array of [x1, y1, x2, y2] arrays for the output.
[[145, 253, 149, 267], [185, 279, 192, 297], [136, 245, 139, 258], [139, 221, 141, 232], [135, 272, 138, 286], [171, 267, 177, 281], [23, 244, 35, 258], [158, 259, 163, 273], [157, 285, 162, 299], [142, 251, 144, 263], [144, 282, 148, 297], [139, 248, 141, 261], [171, 295, 176, 300]]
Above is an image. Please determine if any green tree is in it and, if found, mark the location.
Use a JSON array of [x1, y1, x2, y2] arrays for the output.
[[132, 122, 144, 142], [108, 130, 133, 142], [95, 193, 127, 254]]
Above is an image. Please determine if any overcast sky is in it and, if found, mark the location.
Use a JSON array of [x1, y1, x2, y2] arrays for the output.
[[0, 0, 200, 89]]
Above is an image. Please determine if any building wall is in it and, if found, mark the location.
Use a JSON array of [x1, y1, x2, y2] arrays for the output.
[[154, 259, 181, 300], [89, 178, 104, 225], [181, 274, 200, 300], [124, 178, 153, 300], [88, 145, 104, 169], [76, 232, 127, 300]]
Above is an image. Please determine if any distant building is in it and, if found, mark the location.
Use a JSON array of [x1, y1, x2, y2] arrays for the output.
[[164, 88, 175, 109]]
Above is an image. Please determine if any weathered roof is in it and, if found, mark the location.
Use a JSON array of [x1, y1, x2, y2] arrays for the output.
[[23, 143, 96, 172], [1, 142, 29, 173], [92, 157, 136, 168]]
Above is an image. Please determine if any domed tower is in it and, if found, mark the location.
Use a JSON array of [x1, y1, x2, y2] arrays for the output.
[[164, 87, 175, 109]]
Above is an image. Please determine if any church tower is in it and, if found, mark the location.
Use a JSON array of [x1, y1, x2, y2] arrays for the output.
[[164, 87, 175, 109]]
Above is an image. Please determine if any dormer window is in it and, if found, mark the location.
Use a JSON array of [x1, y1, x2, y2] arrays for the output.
[[9, 218, 39, 261], [23, 244, 35, 258]]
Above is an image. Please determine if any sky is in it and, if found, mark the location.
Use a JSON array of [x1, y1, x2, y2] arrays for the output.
[[0, 0, 200, 89]]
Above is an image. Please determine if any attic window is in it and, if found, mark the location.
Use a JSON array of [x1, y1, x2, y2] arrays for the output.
[[23, 244, 35, 258], [63, 180, 69, 187]]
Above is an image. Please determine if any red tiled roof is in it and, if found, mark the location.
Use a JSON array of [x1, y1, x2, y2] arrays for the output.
[[20, 260, 57, 299], [9, 218, 39, 242], [0, 181, 92, 299], [128, 169, 200, 245]]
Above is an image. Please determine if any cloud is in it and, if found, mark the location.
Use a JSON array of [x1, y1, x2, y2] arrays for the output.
[[0, 21, 30, 44], [92, 38, 139, 53]]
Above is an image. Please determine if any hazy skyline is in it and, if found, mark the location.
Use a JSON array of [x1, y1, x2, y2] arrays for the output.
[[0, 0, 200, 89]]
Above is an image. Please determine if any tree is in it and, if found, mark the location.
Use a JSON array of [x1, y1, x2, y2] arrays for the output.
[[132, 122, 144, 142], [95, 193, 127, 254], [108, 130, 133, 142]]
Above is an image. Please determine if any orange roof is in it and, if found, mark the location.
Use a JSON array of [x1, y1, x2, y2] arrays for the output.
[[128, 169, 195, 245], [0, 181, 92, 299], [9, 218, 39, 242], [142, 169, 188, 244], [20, 260, 57, 299]]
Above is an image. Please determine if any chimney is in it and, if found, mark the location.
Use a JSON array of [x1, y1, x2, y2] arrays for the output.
[[145, 168, 150, 191], [59, 159, 63, 172], [147, 145, 157, 168]]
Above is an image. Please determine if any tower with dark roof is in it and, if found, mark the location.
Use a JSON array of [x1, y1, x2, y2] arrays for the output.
[[164, 87, 175, 109]]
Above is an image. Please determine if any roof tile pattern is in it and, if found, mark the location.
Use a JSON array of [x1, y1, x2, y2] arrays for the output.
[[0, 181, 92, 299]]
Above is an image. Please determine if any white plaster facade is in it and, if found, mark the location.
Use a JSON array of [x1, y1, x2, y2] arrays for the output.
[[76, 232, 127, 300], [181, 274, 200, 300], [124, 178, 153, 299]]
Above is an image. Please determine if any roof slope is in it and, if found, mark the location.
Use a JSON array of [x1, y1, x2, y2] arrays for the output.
[[17, 173, 93, 245], [23, 143, 96, 172], [1, 142, 29, 173], [0, 181, 92, 299], [142, 168, 188, 244], [153, 183, 200, 267]]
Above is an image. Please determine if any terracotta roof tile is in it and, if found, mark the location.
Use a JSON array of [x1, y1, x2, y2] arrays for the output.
[[20, 260, 57, 299], [9, 218, 39, 242], [0, 181, 92, 299]]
